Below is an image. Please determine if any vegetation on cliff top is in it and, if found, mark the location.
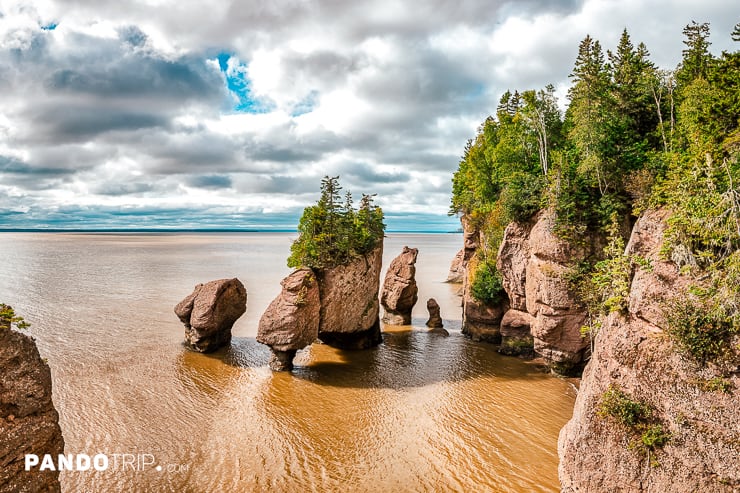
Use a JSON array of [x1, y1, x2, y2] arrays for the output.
[[450, 22, 740, 359], [0, 304, 30, 330], [287, 176, 385, 270]]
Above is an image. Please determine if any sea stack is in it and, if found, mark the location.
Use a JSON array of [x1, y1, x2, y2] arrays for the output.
[[257, 269, 320, 371], [380, 246, 419, 325], [425, 298, 443, 328], [174, 278, 247, 353]]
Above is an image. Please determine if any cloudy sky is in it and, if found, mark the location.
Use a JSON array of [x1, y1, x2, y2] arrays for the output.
[[0, 0, 737, 231]]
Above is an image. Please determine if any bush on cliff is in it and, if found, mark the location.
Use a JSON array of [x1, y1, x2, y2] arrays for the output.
[[0, 304, 30, 330], [287, 176, 385, 270]]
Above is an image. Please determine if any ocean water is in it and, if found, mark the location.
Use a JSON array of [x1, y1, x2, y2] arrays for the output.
[[0, 233, 575, 492]]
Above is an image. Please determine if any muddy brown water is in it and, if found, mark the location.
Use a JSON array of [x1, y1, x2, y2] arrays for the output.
[[0, 233, 575, 492]]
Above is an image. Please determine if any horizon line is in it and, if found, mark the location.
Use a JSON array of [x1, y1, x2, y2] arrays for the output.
[[0, 228, 463, 234]]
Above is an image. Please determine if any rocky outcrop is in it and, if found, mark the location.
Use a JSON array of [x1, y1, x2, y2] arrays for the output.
[[175, 278, 247, 353], [446, 249, 466, 283], [381, 247, 419, 325], [559, 208, 740, 492], [425, 298, 443, 328], [1, 318, 64, 493], [257, 269, 319, 371], [317, 245, 384, 349]]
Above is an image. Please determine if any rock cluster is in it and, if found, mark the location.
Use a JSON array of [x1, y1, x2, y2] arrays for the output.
[[558, 208, 740, 492], [0, 317, 64, 493], [380, 247, 419, 325], [257, 269, 319, 371], [175, 278, 247, 353]]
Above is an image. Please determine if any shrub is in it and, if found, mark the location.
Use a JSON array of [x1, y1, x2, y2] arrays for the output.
[[599, 385, 651, 426], [499, 171, 546, 223], [470, 259, 506, 305], [664, 297, 736, 365]]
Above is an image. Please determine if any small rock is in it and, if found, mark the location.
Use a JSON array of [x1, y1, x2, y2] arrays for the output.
[[425, 298, 444, 328]]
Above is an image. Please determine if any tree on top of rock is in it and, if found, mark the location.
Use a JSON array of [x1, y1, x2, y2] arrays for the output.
[[287, 176, 385, 269]]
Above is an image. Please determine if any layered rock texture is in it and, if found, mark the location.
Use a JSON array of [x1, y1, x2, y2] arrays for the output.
[[317, 245, 384, 349], [380, 247, 419, 325], [559, 208, 740, 492], [0, 320, 64, 493], [175, 278, 247, 353], [257, 269, 319, 371]]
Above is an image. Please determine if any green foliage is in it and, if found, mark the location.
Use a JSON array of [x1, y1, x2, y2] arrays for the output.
[[499, 171, 546, 223], [599, 385, 651, 426], [287, 176, 385, 269], [470, 259, 506, 305], [639, 424, 671, 451], [600, 385, 671, 463], [664, 296, 737, 365], [696, 377, 733, 393], [0, 304, 30, 330]]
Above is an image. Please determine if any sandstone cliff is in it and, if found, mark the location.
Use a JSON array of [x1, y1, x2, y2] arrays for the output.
[[460, 216, 505, 342], [459, 209, 594, 369], [558, 209, 740, 492], [0, 318, 64, 493]]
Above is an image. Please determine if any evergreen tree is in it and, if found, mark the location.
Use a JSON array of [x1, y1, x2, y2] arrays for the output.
[[288, 177, 384, 269]]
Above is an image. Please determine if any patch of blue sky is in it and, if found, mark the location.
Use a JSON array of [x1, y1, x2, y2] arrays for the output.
[[40, 22, 58, 31], [216, 52, 273, 114], [291, 90, 319, 117]]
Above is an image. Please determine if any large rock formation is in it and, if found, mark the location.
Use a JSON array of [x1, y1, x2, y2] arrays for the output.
[[380, 247, 419, 325], [317, 244, 384, 349], [559, 208, 740, 492], [1, 316, 64, 493], [175, 278, 247, 353], [257, 269, 320, 371]]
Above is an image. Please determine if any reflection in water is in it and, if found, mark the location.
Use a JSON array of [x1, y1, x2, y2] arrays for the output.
[[0, 233, 574, 492]]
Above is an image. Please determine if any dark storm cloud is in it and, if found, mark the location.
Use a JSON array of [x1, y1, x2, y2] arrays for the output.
[[186, 174, 233, 189], [28, 105, 168, 141]]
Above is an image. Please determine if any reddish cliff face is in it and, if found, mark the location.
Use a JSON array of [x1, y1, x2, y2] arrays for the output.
[[316, 244, 384, 349], [558, 209, 740, 492], [460, 209, 594, 369], [0, 319, 64, 493]]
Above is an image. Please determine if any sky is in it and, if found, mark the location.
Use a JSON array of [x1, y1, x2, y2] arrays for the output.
[[0, 1, 737, 232]]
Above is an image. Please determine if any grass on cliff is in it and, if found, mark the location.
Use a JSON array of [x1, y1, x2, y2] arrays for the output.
[[599, 385, 671, 465]]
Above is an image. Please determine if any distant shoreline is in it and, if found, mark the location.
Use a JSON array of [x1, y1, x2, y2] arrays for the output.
[[0, 228, 462, 234]]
